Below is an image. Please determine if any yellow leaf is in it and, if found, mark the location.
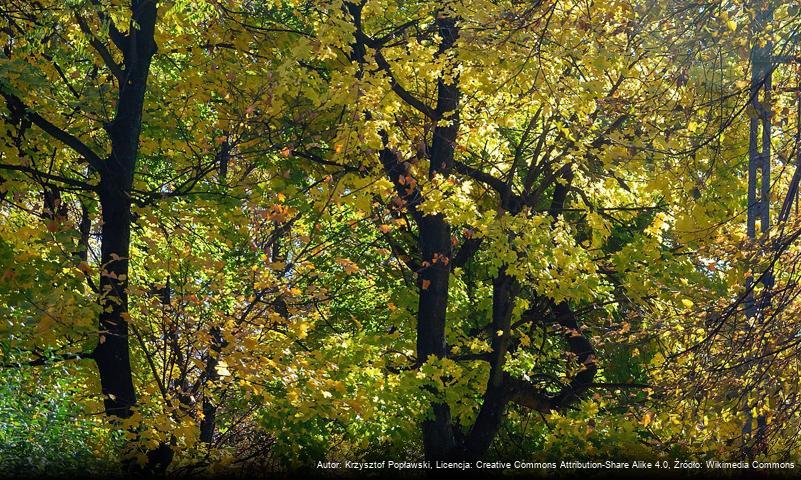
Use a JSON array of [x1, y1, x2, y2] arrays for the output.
[[216, 361, 231, 377]]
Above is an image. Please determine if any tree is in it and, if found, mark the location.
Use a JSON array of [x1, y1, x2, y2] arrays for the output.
[[1, 0, 158, 420], [4, 0, 801, 474], [271, 0, 741, 462]]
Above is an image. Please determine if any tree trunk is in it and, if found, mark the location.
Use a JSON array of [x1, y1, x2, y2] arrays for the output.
[[200, 326, 224, 444], [462, 269, 519, 459], [94, 181, 137, 417], [92, 0, 158, 422], [416, 12, 460, 462], [417, 212, 456, 459]]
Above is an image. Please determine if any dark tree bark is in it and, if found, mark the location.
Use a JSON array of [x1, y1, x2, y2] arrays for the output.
[[77, 201, 92, 263], [200, 326, 225, 445], [414, 12, 461, 461], [462, 269, 519, 459], [93, 0, 159, 420]]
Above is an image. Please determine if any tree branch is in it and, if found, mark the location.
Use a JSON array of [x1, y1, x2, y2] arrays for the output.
[[0, 350, 94, 368], [0, 91, 105, 172], [371, 46, 439, 120], [74, 11, 125, 82], [453, 159, 509, 196], [345, 2, 437, 121], [451, 236, 482, 269], [0, 164, 97, 191]]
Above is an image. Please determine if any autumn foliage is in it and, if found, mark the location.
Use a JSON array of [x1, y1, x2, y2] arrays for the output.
[[2, 0, 801, 476]]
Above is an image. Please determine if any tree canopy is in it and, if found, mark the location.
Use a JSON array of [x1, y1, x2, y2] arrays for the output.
[[2, 0, 801, 476]]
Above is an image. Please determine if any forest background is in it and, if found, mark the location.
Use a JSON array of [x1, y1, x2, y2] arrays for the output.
[[2, 0, 801, 476]]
